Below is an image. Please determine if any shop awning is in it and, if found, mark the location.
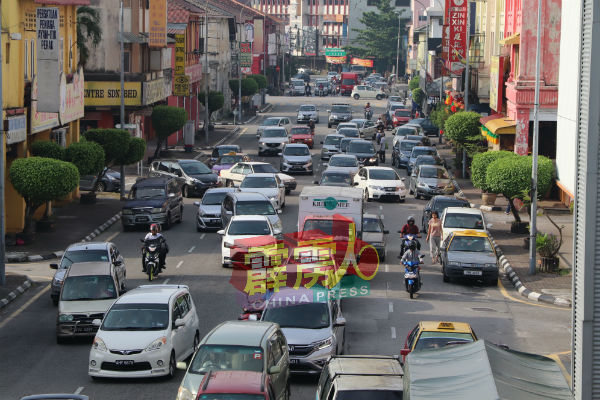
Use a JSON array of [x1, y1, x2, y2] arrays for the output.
[[480, 113, 503, 125], [481, 116, 515, 145], [499, 32, 520, 46]]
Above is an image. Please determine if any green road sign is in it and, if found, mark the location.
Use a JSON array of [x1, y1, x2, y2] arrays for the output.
[[325, 48, 346, 57]]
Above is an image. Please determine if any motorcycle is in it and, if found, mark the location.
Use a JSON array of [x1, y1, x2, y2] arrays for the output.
[[364, 108, 373, 120], [141, 238, 162, 281], [399, 233, 420, 258], [404, 255, 425, 299]]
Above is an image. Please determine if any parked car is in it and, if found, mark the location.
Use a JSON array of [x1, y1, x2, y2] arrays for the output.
[[440, 207, 490, 241], [407, 146, 439, 175], [218, 215, 278, 268], [219, 161, 297, 194], [350, 118, 377, 138], [80, 168, 121, 193], [193, 370, 277, 399], [408, 165, 454, 199], [327, 104, 353, 128], [296, 104, 319, 123], [261, 288, 345, 374], [421, 195, 471, 232], [256, 117, 291, 138], [290, 79, 306, 96], [279, 143, 313, 175], [400, 321, 477, 362], [50, 242, 126, 305], [176, 321, 290, 400], [121, 177, 184, 230], [362, 214, 389, 261], [211, 153, 250, 176], [57, 262, 122, 343], [324, 154, 360, 176], [351, 85, 384, 100], [220, 191, 283, 233], [209, 145, 241, 167], [149, 159, 219, 197], [440, 230, 499, 285], [391, 139, 421, 168], [88, 284, 200, 379], [289, 125, 314, 148], [258, 127, 289, 156], [238, 173, 286, 210], [353, 166, 406, 202], [320, 133, 345, 160], [194, 187, 237, 231], [346, 139, 378, 166], [409, 117, 439, 136], [315, 170, 354, 187]]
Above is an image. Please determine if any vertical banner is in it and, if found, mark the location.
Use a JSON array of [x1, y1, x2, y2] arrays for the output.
[[253, 19, 264, 56], [240, 42, 253, 74], [149, 0, 167, 48], [36, 7, 60, 113], [174, 34, 186, 75], [489, 55, 505, 113], [448, 0, 467, 72], [441, 25, 449, 66]]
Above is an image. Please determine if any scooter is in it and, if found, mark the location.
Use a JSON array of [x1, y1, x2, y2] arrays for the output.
[[364, 108, 373, 120], [141, 238, 162, 281], [399, 233, 420, 259], [404, 255, 425, 299]]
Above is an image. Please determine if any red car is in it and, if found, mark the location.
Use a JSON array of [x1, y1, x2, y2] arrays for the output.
[[392, 108, 412, 127], [195, 370, 276, 399], [289, 125, 314, 148]]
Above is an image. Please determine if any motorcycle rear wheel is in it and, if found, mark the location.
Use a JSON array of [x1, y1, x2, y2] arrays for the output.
[[408, 283, 414, 299]]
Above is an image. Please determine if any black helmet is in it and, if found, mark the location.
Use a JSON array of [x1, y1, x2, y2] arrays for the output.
[[407, 216, 415, 223], [409, 243, 417, 251]]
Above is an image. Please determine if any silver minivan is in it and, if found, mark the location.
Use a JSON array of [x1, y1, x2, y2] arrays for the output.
[[221, 191, 283, 233]]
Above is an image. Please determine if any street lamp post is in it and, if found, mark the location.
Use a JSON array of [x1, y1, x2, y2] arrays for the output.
[[237, 8, 244, 125], [204, 0, 209, 145]]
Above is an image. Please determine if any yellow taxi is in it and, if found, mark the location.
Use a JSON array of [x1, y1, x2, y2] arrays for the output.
[[439, 230, 499, 285], [400, 321, 478, 362]]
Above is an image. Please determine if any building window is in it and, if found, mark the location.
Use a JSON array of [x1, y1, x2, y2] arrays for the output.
[[419, 15, 427, 21], [5, 43, 9, 64], [24, 40, 28, 79], [513, 45, 519, 78], [124, 51, 131, 73]]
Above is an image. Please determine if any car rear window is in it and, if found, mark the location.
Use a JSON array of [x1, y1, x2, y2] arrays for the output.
[[198, 395, 265, 400], [443, 213, 484, 229], [60, 249, 109, 269], [190, 345, 264, 374], [414, 331, 474, 351], [61, 275, 117, 301]]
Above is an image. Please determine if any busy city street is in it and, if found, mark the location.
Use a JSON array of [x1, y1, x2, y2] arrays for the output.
[[0, 93, 571, 399]]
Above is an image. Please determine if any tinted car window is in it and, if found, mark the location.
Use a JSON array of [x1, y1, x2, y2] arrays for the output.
[[262, 129, 287, 138], [236, 201, 276, 216], [324, 136, 343, 146], [218, 146, 240, 156], [180, 161, 211, 174], [102, 303, 169, 331], [329, 157, 358, 167], [369, 169, 399, 180], [131, 186, 166, 199], [449, 236, 493, 252], [228, 220, 271, 235], [444, 213, 484, 229], [241, 177, 278, 188], [419, 167, 449, 179], [412, 148, 437, 157], [252, 164, 278, 174], [394, 109, 411, 117], [284, 146, 310, 156], [339, 129, 359, 137], [335, 391, 403, 400], [321, 173, 352, 185], [61, 275, 117, 301], [263, 119, 280, 126], [331, 105, 351, 113], [60, 249, 109, 269], [348, 142, 375, 153], [190, 345, 264, 373], [363, 218, 382, 232], [262, 302, 330, 329], [300, 105, 316, 111], [400, 141, 418, 151]]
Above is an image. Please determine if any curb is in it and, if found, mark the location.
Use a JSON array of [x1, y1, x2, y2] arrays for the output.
[[214, 103, 273, 126], [6, 212, 122, 264], [490, 236, 572, 307], [0, 278, 33, 310]]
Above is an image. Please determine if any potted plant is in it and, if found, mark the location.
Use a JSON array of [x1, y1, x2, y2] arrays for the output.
[[536, 232, 561, 272], [471, 150, 513, 206]]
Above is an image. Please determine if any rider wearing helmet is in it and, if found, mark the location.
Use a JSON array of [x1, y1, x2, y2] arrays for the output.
[[401, 242, 422, 263], [143, 224, 168, 271], [400, 216, 421, 256]]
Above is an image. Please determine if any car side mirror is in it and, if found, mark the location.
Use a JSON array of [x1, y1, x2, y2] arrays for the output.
[[277, 209, 283, 214], [383, 230, 390, 234], [327, 110, 331, 113], [176, 362, 188, 370], [334, 317, 346, 326], [174, 318, 185, 328], [353, 182, 359, 186], [401, 177, 405, 181], [217, 229, 225, 235], [400, 349, 410, 356], [194, 201, 200, 207], [92, 319, 102, 327], [50, 263, 59, 269], [269, 365, 281, 374]]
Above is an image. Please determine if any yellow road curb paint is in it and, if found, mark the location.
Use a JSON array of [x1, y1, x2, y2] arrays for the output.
[[0, 284, 50, 329], [498, 278, 569, 310]]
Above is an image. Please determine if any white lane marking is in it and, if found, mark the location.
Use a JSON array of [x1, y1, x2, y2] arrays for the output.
[[199, 233, 206, 240], [391, 327, 397, 339], [379, 205, 383, 211], [74, 387, 84, 395], [389, 302, 394, 313], [176, 261, 183, 269], [105, 231, 119, 243], [188, 246, 196, 253], [385, 264, 389, 272], [163, 278, 170, 284]]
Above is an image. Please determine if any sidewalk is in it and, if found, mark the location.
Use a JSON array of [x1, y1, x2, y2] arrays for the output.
[[437, 143, 573, 306]]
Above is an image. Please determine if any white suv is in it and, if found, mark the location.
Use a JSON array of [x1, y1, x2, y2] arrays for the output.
[[218, 215, 278, 268], [351, 85, 384, 100], [88, 285, 200, 379]]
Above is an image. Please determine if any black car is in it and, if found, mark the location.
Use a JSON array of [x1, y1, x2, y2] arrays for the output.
[[149, 159, 219, 197], [121, 177, 184, 230], [409, 118, 439, 136], [79, 168, 121, 192], [328, 104, 353, 128], [392, 139, 420, 168], [421, 195, 471, 232], [346, 139, 378, 166], [208, 145, 241, 167]]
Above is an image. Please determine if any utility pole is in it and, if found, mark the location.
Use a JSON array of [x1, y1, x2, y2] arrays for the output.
[[204, 2, 209, 145], [0, 5, 5, 286], [237, 8, 243, 125], [462, 1, 470, 179], [119, 0, 126, 200], [396, 12, 401, 79], [528, 0, 543, 275]]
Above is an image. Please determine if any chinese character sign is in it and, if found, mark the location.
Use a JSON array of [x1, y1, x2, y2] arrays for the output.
[[448, 0, 467, 65], [174, 34, 186, 76], [149, 0, 167, 48], [240, 42, 252, 74]]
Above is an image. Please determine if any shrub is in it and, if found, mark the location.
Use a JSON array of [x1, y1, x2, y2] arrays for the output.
[[150, 105, 187, 159], [198, 91, 225, 114], [412, 88, 425, 106], [242, 78, 259, 96], [65, 141, 105, 177], [409, 76, 420, 90], [444, 111, 481, 145], [536, 232, 561, 258], [248, 74, 267, 89], [120, 137, 146, 166], [470, 151, 514, 192], [30, 140, 65, 160]]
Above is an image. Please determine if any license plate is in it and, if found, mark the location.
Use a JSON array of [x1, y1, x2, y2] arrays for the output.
[[136, 216, 149, 222], [115, 360, 134, 366], [75, 326, 96, 333], [464, 270, 482, 276], [385, 188, 395, 192], [292, 166, 304, 170], [289, 359, 299, 365]]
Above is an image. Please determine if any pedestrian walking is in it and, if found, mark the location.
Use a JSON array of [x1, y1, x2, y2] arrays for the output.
[[505, 201, 512, 215], [378, 131, 387, 163], [426, 211, 442, 263]]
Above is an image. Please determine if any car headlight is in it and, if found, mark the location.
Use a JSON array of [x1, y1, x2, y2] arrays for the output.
[[369, 185, 383, 190], [93, 337, 108, 352], [151, 207, 164, 213], [122, 209, 133, 215], [106, 175, 116, 181], [176, 387, 194, 400], [224, 241, 234, 248], [486, 263, 497, 268], [331, 115, 338, 119], [268, 196, 278, 202], [369, 157, 378, 162], [314, 336, 334, 350], [274, 220, 283, 232], [59, 314, 74, 322], [145, 337, 167, 352], [260, 142, 267, 146]]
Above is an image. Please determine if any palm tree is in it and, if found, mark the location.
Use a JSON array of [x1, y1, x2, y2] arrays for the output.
[[76, 6, 102, 67]]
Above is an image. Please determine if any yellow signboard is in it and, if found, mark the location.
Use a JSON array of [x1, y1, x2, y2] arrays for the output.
[[175, 34, 186, 76], [149, 0, 167, 47], [173, 75, 190, 97], [84, 81, 142, 106]]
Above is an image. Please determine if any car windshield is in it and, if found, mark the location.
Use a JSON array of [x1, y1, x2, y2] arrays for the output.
[[395, 110, 411, 117], [190, 345, 264, 374], [262, 302, 330, 329], [101, 303, 169, 331], [198, 396, 265, 400], [321, 174, 352, 185], [202, 192, 228, 205], [236, 201, 276, 216], [332, 106, 351, 113], [352, 120, 365, 128], [292, 80, 304, 87], [228, 220, 271, 235], [291, 127, 311, 135], [324, 136, 342, 146], [449, 236, 493, 252], [434, 200, 469, 212], [262, 129, 287, 138], [400, 141, 418, 151], [363, 218, 382, 232], [132, 186, 165, 199], [263, 119, 280, 126], [414, 331, 475, 351], [396, 127, 416, 136], [61, 275, 117, 301], [369, 169, 399, 180], [340, 140, 352, 151], [330, 157, 358, 167], [412, 148, 436, 157], [299, 105, 315, 111], [417, 156, 440, 166], [60, 249, 109, 269], [389, 96, 402, 102], [444, 213, 484, 229], [341, 79, 355, 85], [218, 146, 239, 156], [218, 155, 244, 165], [339, 129, 359, 137], [241, 177, 278, 189], [420, 168, 449, 179], [336, 391, 403, 400], [390, 104, 404, 111], [348, 142, 375, 154], [284, 146, 310, 156], [180, 161, 212, 175], [252, 164, 278, 174]]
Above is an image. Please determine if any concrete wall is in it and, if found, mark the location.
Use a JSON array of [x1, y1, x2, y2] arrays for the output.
[[86, 0, 122, 74], [555, 0, 580, 200]]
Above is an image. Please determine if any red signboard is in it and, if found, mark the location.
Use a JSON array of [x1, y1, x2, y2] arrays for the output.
[[350, 57, 374, 68], [448, 0, 467, 70]]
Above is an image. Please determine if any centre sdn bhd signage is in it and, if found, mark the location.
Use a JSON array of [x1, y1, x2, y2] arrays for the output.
[[84, 82, 142, 106]]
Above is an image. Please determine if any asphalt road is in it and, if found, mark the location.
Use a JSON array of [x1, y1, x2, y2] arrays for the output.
[[0, 92, 572, 399]]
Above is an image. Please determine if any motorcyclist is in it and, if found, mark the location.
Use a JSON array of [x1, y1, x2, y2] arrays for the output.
[[376, 115, 384, 131], [143, 223, 168, 271], [401, 242, 423, 288], [399, 216, 421, 256], [364, 103, 372, 119]]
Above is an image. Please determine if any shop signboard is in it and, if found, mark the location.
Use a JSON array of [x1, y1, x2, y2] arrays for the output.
[[173, 75, 190, 96], [84, 81, 142, 107], [240, 42, 252, 74], [149, 0, 167, 47], [174, 34, 185, 76], [36, 7, 60, 113]]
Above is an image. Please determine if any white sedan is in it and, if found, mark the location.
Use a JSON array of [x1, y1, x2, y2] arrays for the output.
[[218, 215, 278, 268], [238, 173, 286, 210], [88, 285, 200, 379], [353, 166, 407, 202]]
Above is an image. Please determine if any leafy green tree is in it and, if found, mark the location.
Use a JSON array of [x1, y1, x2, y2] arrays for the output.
[[119, 137, 146, 166], [150, 105, 187, 159], [344, 0, 409, 71], [198, 91, 225, 114], [9, 157, 79, 235], [409, 76, 420, 90], [229, 78, 259, 97], [444, 111, 484, 157], [248, 74, 268, 89], [30, 140, 65, 160], [76, 6, 102, 67], [412, 88, 425, 107], [470, 150, 514, 193], [486, 155, 554, 222], [65, 141, 105, 177]]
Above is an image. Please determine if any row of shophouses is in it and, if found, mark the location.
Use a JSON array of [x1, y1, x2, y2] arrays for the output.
[[2, 0, 285, 233], [406, 0, 577, 206]]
